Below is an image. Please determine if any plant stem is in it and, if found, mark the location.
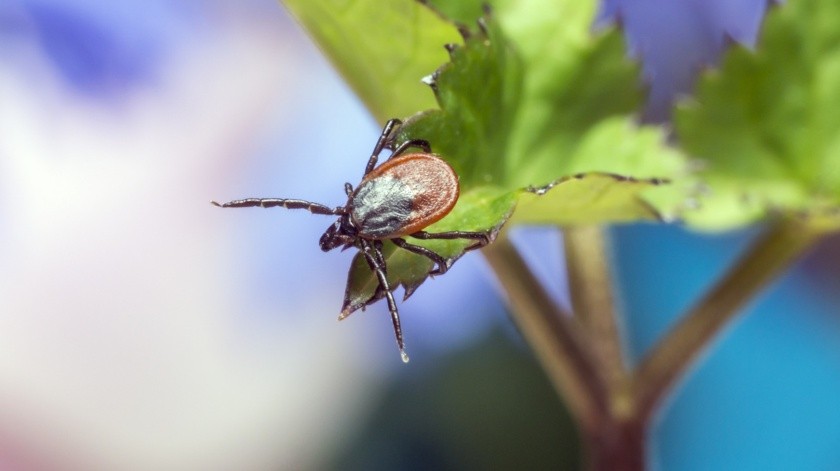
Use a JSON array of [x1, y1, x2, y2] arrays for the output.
[[634, 220, 824, 418], [484, 236, 608, 432], [585, 418, 646, 471], [564, 226, 629, 410], [564, 227, 643, 471]]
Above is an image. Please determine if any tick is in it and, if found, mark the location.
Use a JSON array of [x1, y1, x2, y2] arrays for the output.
[[212, 119, 493, 362]]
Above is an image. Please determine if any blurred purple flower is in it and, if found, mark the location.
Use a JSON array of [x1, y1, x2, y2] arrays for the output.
[[599, 0, 771, 120]]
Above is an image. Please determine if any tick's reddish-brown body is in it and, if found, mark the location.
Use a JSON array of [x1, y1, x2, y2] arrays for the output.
[[351, 153, 459, 238]]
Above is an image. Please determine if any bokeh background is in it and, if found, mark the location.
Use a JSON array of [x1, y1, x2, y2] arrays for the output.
[[0, 0, 839, 469]]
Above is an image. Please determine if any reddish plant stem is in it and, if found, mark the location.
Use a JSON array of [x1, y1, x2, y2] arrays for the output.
[[585, 418, 646, 471]]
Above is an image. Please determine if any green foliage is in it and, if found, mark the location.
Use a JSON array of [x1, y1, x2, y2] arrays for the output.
[[398, 2, 686, 212], [282, 0, 460, 122], [511, 118, 689, 224], [281, 0, 690, 313], [675, 0, 840, 231]]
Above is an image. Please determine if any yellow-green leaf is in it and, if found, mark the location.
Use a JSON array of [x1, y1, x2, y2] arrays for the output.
[[281, 0, 461, 122]]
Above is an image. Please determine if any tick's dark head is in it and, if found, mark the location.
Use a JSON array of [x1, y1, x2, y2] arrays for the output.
[[319, 218, 356, 252]]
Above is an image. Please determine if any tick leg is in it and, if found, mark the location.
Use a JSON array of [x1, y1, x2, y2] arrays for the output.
[[211, 198, 343, 215], [365, 119, 402, 176], [410, 230, 493, 252], [373, 240, 387, 274], [360, 239, 408, 363], [391, 238, 449, 275], [388, 139, 431, 160]]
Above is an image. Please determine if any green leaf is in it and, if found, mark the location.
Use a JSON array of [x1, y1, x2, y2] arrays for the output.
[[281, 0, 461, 122], [398, 1, 689, 222], [512, 118, 690, 224], [513, 173, 667, 225], [675, 0, 840, 231]]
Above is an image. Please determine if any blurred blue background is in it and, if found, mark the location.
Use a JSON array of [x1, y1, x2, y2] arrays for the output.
[[0, 0, 838, 469]]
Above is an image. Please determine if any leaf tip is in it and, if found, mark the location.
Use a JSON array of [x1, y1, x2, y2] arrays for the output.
[[720, 31, 745, 53], [403, 284, 420, 301]]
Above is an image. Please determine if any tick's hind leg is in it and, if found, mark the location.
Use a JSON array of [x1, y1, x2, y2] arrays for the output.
[[360, 239, 409, 363], [391, 238, 449, 275], [211, 198, 342, 215], [409, 229, 493, 253]]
